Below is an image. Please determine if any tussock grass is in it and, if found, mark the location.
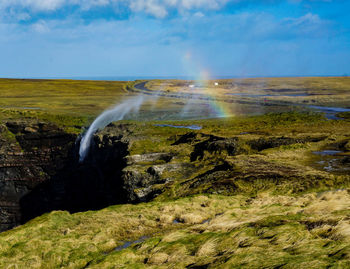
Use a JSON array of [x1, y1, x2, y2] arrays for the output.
[[1, 78, 350, 268], [2, 192, 350, 268]]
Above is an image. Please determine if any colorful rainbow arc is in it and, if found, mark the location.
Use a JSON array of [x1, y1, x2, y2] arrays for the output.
[[182, 51, 234, 118]]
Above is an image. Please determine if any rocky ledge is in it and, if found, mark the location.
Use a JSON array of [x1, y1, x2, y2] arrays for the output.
[[1, 119, 348, 232], [0, 120, 76, 231]]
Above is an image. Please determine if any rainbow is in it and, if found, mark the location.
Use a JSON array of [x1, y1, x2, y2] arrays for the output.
[[181, 51, 234, 118]]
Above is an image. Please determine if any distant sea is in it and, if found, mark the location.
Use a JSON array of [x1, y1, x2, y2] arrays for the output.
[[64, 76, 198, 81], [5, 76, 249, 81], [4, 75, 346, 81], [27, 76, 238, 81]]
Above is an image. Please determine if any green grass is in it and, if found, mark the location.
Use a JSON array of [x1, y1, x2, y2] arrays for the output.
[[0, 109, 90, 134], [146, 76, 350, 108], [1, 77, 349, 123], [97, 112, 350, 205], [0, 78, 134, 116], [337, 111, 350, 120], [1, 78, 350, 268], [1, 192, 350, 268]]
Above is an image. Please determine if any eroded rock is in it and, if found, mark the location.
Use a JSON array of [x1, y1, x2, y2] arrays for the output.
[[190, 135, 246, 161], [0, 120, 76, 231], [248, 136, 326, 151], [126, 153, 173, 165]]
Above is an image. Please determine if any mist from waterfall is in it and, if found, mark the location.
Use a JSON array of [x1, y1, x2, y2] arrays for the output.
[[79, 95, 144, 162]]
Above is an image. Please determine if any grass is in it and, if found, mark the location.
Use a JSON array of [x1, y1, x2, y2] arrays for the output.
[[338, 112, 350, 120], [146, 76, 350, 108], [96, 111, 350, 218], [0, 78, 134, 116], [1, 77, 350, 268], [1, 192, 350, 268], [1, 77, 349, 124], [0, 109, 90, 134]]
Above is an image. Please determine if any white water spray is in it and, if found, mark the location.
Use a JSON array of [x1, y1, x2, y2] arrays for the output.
[[79, 96, 144, 162]]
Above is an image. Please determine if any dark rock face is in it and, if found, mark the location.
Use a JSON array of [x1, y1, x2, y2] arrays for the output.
[[0, 120, 179, 231], [191, 137, 245, 161], [173, 132, 246, 161], [20, 125, 131, 224], [0, 121, 76, 231]]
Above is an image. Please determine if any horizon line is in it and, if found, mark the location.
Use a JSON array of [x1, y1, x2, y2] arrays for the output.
[[0, 74, 349, 81]]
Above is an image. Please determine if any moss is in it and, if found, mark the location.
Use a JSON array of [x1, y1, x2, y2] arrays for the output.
[[1, 127, 17, 143]]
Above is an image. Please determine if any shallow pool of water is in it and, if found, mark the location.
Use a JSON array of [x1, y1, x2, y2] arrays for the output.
[[309, 106, 350, 120], [309, 106, 350, 113], [154, 124, 202, 130], [225, 93, 309, 97], [313, 150, 343, 156], [114, 236, 149, 252], [311, 150, 350, 174]]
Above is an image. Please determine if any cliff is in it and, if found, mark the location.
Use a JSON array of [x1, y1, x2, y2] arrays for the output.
[[1, 114, 350, 232], [0, 120, 76, 231]]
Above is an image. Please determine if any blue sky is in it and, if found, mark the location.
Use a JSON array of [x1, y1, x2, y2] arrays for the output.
[[0, 0, 349, 78]]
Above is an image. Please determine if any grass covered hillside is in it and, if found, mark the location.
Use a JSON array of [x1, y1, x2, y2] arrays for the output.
[[1, 108, 350, 268], [1, 191, 350, 268], [0, 78, 350, 268]]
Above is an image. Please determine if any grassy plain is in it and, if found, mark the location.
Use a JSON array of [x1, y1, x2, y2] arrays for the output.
[[0, 77, 350, 268], [0, 78, 132, 115], [1, 76, 350, 123], [146, 76, 350, 107]]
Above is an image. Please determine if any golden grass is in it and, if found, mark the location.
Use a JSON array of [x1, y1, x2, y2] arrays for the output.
[[1, 191, 350, 268], [1, 77, 350, 268], [0, 78, 133, 116], [1, 77, 349, 125]]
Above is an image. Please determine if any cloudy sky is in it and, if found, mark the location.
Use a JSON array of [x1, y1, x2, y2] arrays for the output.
[[0, 0, 349, 78]]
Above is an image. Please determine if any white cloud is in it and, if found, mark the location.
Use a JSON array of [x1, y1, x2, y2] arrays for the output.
[[193, 11, 204, 18], [0, 0, 66, 11], [288, 12, 321, 26], [71, 0, 110, 10], [15, 12, 31, 21], [31, 20, 50, 32], [128, 0, 169, 18], [0, 0, 230, 19], [0, 0, 336, 17]]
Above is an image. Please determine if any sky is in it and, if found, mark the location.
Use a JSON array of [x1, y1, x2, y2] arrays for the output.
[[0, 0, 349, 78]]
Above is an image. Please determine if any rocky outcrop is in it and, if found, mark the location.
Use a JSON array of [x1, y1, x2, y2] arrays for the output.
[[172, 132, 247, 161], [248, 136, 326, 151], [0, 119, 336, 232], [19, 123, 131, 224], [190, 136, 246, 161], [0, 120, 76, 231], [126, 153, 173, 165], [0, 120, 181, 231]]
